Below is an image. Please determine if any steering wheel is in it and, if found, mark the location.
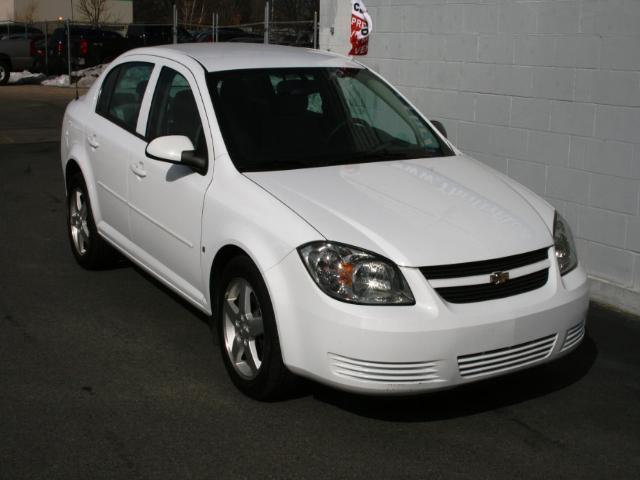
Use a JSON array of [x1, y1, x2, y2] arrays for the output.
[[325, 118, 372, 145]]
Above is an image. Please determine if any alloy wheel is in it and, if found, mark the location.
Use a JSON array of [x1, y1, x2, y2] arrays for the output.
[[222, 278, 265, 380], [69, 188, 90, 255]]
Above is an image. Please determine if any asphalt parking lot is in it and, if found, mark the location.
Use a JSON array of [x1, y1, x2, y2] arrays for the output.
[[1, 85, 639, 479]]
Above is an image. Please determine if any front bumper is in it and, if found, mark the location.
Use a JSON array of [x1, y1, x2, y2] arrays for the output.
[[265, 249, 589, 394]]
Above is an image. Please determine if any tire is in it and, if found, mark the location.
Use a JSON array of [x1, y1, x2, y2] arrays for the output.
[[66, 173, 115, 269], [216, 256, 294, 400], [0, 60, 10, 85]]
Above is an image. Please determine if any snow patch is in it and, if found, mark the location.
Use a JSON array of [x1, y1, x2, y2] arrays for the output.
[[72, 64, 109, 78], [42, 75, 70, 87], [71, 63, 109, 87], [8, 70, 46, 85], [7, 63, 109, 88]]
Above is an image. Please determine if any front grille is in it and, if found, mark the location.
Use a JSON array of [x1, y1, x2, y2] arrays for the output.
[[435, 268, 548, 303], [561, 322, 585, 352], [420, 248, 549, 279], [328, 353, 443, 384], [458, 334, 557, 378]]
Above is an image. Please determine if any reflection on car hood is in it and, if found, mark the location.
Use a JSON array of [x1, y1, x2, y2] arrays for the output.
[[245, 155, 553, 267]]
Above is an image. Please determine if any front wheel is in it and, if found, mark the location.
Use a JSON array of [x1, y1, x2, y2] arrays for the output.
[[217, 256, 294, 400]]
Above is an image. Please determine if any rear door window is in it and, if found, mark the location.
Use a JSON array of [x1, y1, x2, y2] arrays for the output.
[[96, 62, 153, 133]]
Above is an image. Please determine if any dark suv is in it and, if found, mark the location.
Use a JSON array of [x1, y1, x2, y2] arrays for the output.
[[0, 23, 43, 40], [195, 27, 263, 43], [33, 27, 129, 74], [126, 24, 193, 47]]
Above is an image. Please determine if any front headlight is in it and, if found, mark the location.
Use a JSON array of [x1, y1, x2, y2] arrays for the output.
[[298, 242, 415, 305], [554, 212, 578, 275]]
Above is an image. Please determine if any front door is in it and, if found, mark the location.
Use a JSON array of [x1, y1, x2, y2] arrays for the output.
[[127, 62, 213, 306]]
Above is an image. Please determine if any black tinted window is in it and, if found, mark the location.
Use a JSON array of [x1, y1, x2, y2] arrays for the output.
[[147, 67, 207, 159], [207, 68, 452, 172], [101, 30, 123, 39]]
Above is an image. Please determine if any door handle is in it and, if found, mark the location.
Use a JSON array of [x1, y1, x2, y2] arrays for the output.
[[87, 135, 99, 149], [130, 163, 147, 178]]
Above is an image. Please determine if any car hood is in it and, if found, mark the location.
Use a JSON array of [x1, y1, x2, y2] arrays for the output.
[[245, 155, 553, 267]]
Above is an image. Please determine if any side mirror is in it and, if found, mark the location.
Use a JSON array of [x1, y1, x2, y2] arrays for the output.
[[431, 120, 448, 139], [145, 135, 206, 173]]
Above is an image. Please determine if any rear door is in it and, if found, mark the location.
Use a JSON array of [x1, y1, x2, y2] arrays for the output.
[[87, 59, 155, 248], [127, 60, 214, 305]]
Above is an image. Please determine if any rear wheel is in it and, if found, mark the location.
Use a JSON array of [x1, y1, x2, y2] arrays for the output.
[[67, 173, 115, 269], [217, 256, 294, 400], [0, 60, 10, 85]]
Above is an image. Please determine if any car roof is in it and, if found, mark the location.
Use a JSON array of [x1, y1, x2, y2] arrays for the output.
[[123, 43, 362, 72]]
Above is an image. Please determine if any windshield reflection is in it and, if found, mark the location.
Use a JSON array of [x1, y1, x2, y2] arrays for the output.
[[207, 68, 454, 172]]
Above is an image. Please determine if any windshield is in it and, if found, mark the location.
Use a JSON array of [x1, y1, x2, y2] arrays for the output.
[[206, 68, 454, 172]]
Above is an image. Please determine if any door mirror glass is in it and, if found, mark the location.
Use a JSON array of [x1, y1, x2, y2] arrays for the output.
[[431, 120, 447, 138]]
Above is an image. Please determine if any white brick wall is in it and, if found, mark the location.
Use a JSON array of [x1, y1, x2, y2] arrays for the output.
[[320, 0, 640, 313]]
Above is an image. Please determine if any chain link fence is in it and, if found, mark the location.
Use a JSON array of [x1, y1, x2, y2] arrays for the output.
[[1, 7, 318, 85]]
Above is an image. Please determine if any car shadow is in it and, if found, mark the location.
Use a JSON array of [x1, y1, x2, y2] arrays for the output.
[[114, 262, 600, 412], [128, 263, 213, 328], [165, 164, 194, 182], [305, 336, 598, 422]]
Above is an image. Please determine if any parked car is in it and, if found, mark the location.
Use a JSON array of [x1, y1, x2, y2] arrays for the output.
[[269, 29, 314, 48], [0, 23, 42, 39], [126, 24, 193, 47], [0, 33, 42, 84], [196, 27, 263, 43], [32, 26, 128, 74], [60, 44, 589, 400]]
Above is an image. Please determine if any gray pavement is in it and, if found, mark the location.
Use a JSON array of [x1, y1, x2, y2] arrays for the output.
[[1, 86, 639, 479], [0, 85, 83, 144]]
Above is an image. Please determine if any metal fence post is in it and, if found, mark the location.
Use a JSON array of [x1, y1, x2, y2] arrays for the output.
[[44, 21, 48, 74], [313, 11, 318, 49], [264, 1, 269, 44], [66, 18, 72, 85], [212, 12, 219, 42], [215, 13, 219, 42], [173, 3, 178, 44]]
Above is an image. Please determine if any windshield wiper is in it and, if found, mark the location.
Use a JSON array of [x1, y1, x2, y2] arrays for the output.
[[242, 159, 321, 172], [348, 136, 441, 159], [351, 147, 435, 162]]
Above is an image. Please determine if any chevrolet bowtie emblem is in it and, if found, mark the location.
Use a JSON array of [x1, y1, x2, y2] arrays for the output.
[[490, 271, 509, 285]]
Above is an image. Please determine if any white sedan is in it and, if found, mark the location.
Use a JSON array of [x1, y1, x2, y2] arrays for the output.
[[61, 43, 589, 399]]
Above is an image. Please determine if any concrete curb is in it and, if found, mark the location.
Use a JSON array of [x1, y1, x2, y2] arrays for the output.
[[590, 277, 640, 316]]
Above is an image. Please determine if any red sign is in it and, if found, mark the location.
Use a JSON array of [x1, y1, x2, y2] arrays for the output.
[[349, 1, 372, 56]]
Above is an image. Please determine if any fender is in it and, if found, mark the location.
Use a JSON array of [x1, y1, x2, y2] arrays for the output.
[[201, 154, 324, 312]]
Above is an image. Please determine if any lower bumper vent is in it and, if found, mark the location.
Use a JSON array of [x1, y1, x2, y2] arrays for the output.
[[458, 334, 557, 378], [328, 353, 443, 384], [561, 322, 585, 352]]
